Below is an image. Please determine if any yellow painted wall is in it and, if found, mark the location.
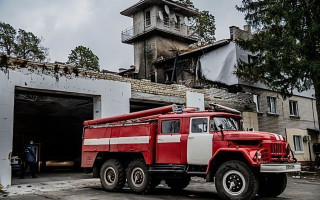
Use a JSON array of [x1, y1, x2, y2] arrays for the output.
[[242, 112, 259, 131], [286, 128, 317, 162]]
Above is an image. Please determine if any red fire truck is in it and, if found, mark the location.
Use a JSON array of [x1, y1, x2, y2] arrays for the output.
[[81, 105, 300, 200]]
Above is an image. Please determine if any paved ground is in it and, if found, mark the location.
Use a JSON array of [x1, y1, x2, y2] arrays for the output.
[[2, 176, 320, 200]]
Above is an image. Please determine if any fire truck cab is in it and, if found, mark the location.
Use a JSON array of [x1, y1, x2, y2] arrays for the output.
[[81, 105, 300, 200]]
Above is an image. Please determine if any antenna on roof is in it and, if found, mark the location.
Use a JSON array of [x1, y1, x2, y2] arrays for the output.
[[184, 16, 190, 26], [159, 11, 164, 21], [164, 5, 170, 15]]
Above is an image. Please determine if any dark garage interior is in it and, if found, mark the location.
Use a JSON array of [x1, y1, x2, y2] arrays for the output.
[[12, 89, 94, 178]]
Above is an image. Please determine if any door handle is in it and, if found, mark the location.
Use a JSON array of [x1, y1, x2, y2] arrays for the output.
[[188, 137, 194, 139]]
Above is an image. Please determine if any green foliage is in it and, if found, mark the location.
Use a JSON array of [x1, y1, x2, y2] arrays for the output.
[[14, 29, 48, 61], [235, 0, 320, 96], [176, 0, 216, 45], [67, 46, 100, 71], [0, 21, 49, 61], [192, 10, 216, 45], [176, 0, 195, 8], [0, 21, 16, 55]]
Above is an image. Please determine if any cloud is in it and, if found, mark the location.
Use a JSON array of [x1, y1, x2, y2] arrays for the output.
[[0, 0, 245, 72]]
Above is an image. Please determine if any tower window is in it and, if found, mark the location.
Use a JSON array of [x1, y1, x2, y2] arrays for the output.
[[145, 11, 151, 26], [163, 12, 169, 27], [175, 16, 181, 29]]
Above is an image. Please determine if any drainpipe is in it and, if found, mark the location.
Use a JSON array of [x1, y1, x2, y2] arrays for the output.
[[143, 9, 147, 79], [308, 141, 312, 168], [171, 52, 179, 83]]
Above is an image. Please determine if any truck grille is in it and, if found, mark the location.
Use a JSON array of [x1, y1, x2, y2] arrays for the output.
[[271, 143, 286, 156]]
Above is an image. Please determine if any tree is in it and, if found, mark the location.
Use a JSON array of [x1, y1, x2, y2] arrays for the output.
[[67, 46, 99, 71], [14, 29, 49, 61], [235, 0, 320, 126], [0, 21, 16, 55], [176, 0, 216, 45]]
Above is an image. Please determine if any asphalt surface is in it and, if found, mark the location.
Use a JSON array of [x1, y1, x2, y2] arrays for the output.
[[2, 177, 320, 200]]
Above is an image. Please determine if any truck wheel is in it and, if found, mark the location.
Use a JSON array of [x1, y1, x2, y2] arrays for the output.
[[258, 173, 287, 197], [126, 159, 152, 194], [166, 176, 191, 190], [215, 160, 258, 200], [100, 159, 125, 192]]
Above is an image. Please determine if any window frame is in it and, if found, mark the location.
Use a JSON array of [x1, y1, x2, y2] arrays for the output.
[[161, 119, 181, 134], [190, 117, 210, 134], [293, 135, 304, 154], [267, 96, 277, 114], [175, 15, 181, 30], [253, 94, 260, 112], [163, 11, 170, 27], [289, 100, 299, 116], [145, 10, 151, 27]]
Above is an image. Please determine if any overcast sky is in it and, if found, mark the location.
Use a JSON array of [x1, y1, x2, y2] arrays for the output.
[[0, 0, 245, 72]]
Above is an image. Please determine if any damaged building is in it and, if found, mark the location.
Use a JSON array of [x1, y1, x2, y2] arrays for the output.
[[154, 26, 320, 165], [0, 0, 319, 189], [0, 54, 256, 188], [120, 0, 319, 166]]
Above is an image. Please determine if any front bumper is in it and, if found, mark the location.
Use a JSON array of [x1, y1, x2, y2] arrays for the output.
[[260, 163, 301, 173]]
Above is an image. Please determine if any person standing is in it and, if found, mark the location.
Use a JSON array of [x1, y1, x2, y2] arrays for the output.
[[20, 140, 38, 178]]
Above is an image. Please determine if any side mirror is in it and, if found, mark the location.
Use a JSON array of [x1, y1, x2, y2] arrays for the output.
[[240, 120, 244, 131]]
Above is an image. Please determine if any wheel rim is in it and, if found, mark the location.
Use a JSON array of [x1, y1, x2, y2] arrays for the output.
[[131, 167, 145, 188], [222, 170, 246, 196], [104, 166, 117, 186]]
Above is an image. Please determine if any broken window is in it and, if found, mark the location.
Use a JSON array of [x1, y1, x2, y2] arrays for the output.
[[163, 11, 169, 27], [253, 94, 260, 112], [145, 11, 151, 26], [175, 16, 181, 30]]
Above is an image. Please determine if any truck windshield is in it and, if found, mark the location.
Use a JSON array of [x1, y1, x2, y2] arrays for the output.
[[213, 117, 240, 131]]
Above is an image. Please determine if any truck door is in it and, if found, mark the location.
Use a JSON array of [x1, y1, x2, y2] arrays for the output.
[[156, 119, 181, 164], [187, 117, 213, 165]]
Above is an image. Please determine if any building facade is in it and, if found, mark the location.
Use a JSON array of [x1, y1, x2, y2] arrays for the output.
[[153, 25, 320, 165], [121, 0, 198, 80]]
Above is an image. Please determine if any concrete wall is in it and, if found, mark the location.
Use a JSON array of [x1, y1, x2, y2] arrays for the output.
[[132, 6, 188, 39], [0, 66, 131, 188], [135, 35, 190, 79]]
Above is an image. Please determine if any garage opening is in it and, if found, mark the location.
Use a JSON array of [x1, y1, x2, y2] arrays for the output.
[[130, 99, 170, 112], [12, 89, 94, 183]]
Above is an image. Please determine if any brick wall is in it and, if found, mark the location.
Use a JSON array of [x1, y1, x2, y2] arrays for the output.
[[0, 55, 255, 111], [242, 86, 319, 135]]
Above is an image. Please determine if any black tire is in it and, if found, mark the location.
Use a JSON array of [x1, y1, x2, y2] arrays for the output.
[[258, 173, 287, 197], [215, 160, 259, 200], [166, 176, 191, 190], [126, 159, 153, 194], [100, 159, 125, 192]]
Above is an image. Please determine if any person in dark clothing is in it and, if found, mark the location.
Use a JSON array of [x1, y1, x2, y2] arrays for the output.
[[20, 140, 37, 178]]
